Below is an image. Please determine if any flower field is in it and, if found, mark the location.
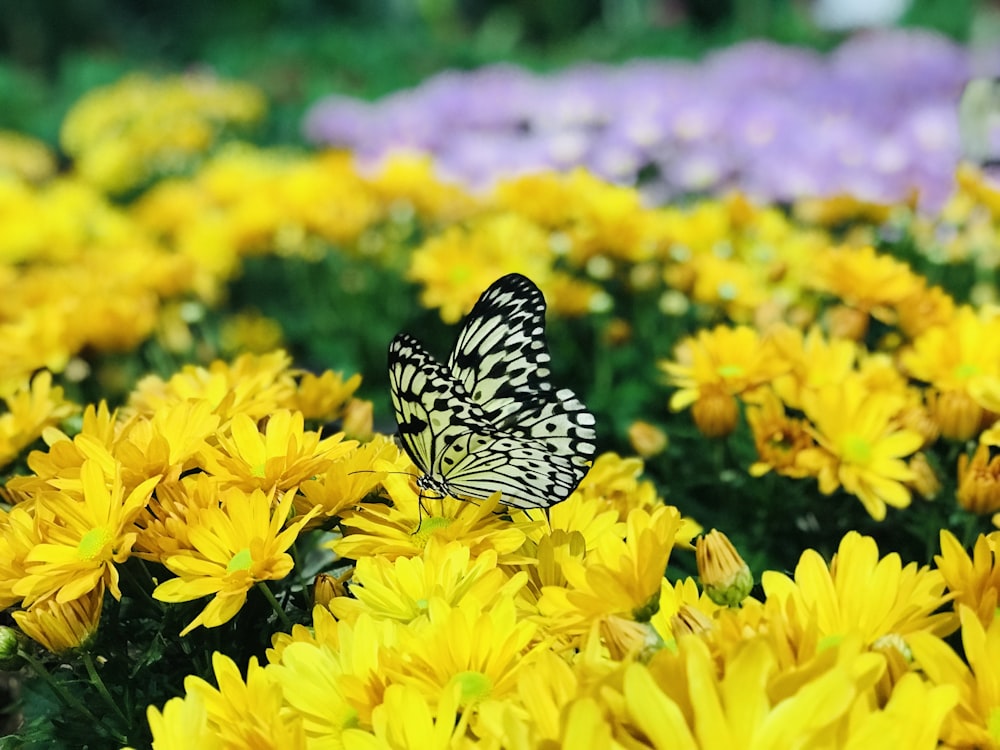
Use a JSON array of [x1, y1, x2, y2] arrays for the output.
[[1, 19, 1000, 749]]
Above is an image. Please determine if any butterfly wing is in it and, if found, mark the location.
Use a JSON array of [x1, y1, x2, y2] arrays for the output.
[[447, 273, 555, 426]]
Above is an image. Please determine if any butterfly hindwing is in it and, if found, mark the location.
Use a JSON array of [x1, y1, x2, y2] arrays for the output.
[[389, 274, 597, 509]]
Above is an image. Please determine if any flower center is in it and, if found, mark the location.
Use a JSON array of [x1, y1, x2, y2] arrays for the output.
[[227, 548, 253, 573], [412, 516, 452, 545], [716, 364, 744, 379], [77, 527, 113, 561], [842, 434, 872, 465], [955, 362, 981, 381], [451, 671, 493, 706]]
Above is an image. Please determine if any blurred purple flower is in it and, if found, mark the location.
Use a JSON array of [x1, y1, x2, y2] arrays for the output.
[[302, 28, 977, 209]]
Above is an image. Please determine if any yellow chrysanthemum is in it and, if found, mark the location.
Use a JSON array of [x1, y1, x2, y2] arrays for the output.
[[762, 531, 956, 659], [909, 606, 1000, 748], [0, 370, 78, 469], [407, 213, 555, 324], [127, 350, 297, 421], [153, 486, 318, 635], [61, 73, 265, 193], [662, 325, 789, 412], [143, 690, 224, 750], [329, 539, 527, 626], [291, 370, 362, 422], [935, 530, 1000, 627], [537, 506, 682, 654], [0, 131, 56, 182], [769, 325, 859, 411], [14, 459, 160, 606], [797, 376, 923, 520], [624, 635, 885, 748], [384, 597, 541, 709], [180, 653, 305, 749], [332, 472, 529, 564], [199, 409, 353, 494], [745, 387, 815, 479], [12, 584, 104, 653], [297, 434, 404, 523], [809, 244, 925, 321], [901, 306, 1000, 420], [342, 682, 471, 750]]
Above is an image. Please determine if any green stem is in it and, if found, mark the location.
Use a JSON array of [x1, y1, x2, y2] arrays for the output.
[[256, 581, 292, 630], [19, 650, 126, 745], [82, 651, 129, 726]]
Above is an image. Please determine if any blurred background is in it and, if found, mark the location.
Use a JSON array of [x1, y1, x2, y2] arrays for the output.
[[0, 0, 987, 144]]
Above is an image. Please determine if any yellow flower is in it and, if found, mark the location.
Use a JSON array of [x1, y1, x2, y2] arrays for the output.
[[896, 282, 956, 339], [268, 611, 396, 728], [115, 398, 221, 488], [769, 325, 858, 410], [180, 653, 305, 749], [745, 388, 815, 479], [568, 452, 665, 520], [328, 539, 527, 626], [407, 214, 555, 324], [662, 325, 788, 412], [909, 606, 1000, 748], [297, 434, 402, 523], [901, 306, 1000, 420], [384, 598, 541, 709], [14, 459, 160, 606], [143, 691, 224, 750], [0, 370, 78, 469], [199, 409, 353, 494], [332, 473, 528, 564], [127, 351, 297, 421], [936, 531, 1000, 628], [761, 532, 956, 658], [797, 376, 923, 520], [218, 310, 283, 355], [623, 635, 885, 749], [809, 245, 925, 321], [291, 369, 362, 423], [0, 506, 38, 608], [342, 683, 470, 750], [12, 584, 104, 653], [956, 444, 1000, 515], [537, 506, 682, 653], [365, 151, 478, 223], [153, 486, 318, 635], [495, 168, 654, 264]]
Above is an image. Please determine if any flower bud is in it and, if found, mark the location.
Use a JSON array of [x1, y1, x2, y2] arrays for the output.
[[696, 530, 753, 607], [691, 389, 739, 439], [628, 421, 668, 458]]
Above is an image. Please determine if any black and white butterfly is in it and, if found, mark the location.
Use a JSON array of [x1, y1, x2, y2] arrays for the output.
[[388, 273, 597, 509]]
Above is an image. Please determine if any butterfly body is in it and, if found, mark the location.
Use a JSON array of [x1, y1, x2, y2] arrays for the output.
[[388, 274, 596, 509]]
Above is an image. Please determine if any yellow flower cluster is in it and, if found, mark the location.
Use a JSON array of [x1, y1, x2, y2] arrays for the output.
[[0, 352, 367, 646], [407, 177, 842, 326], [128, 400, 1000, 749], [0, 172, 193, 398], [60, 73, 266, 194], [661, 235, 1000, 520]]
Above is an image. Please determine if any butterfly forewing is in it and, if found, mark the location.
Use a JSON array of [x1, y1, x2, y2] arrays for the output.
[[447, 273, 555, 426], [389, 274, 597, 509]]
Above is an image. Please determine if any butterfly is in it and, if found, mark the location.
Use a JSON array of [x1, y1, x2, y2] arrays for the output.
[[388, 273, 597, 509]]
